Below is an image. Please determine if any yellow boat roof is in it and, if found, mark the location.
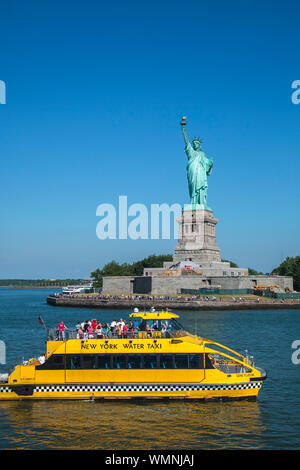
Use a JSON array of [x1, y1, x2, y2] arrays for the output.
[[129, 311, 179, 320]]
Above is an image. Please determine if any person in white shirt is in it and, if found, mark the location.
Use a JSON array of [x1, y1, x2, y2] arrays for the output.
[[118, 318, 125, 332], [38, 354, 46, 364]]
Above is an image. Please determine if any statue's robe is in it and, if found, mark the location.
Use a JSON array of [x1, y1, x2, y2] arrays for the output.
[[185, 142, 213, 204]]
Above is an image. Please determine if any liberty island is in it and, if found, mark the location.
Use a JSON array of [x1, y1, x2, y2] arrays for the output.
[[99, 117, 293, 297]]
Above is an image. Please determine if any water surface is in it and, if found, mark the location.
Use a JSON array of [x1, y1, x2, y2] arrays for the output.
[[0, 287, 299, 450]]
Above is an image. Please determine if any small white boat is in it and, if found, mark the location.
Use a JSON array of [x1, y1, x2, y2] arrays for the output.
[[62, 282, 93, 295]]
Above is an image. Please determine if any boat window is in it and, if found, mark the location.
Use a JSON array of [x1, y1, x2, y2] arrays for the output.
[[112, 355, 128, 369], [189, 354, 204, 369], [54, 355, 64, 364], [36, 354, 65, 370], [128, 355, 142, 369], [169, 319, 185, 330], [151, 320, 162, 330], [70, 355, 81, 369], [82, 355, 97, 369], [174, 354, 189, 369], [97, 355, 111, 369], [205, 343, 243, 362], [46, 353, 211, 370], [138, 320, 147, 331], [160, 354, 174, 369], [143, 354, 158, 369], [207, 353, 251, 373], [204, 353, 215, 369]]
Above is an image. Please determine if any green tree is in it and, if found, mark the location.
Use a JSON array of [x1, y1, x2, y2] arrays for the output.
[[91, 254, 173, 287], [248, 268, 264, 275], [222, 259, 238, 268], [90, 268, 103, 288], [272, 256, 300, 291]]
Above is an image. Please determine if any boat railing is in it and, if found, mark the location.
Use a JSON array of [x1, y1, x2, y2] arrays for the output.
[[47, 328, 187, 342]]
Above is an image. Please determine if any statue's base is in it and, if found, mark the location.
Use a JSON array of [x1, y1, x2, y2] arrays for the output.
[[183, 203, 212, 212], [174, 206, 221, 263]]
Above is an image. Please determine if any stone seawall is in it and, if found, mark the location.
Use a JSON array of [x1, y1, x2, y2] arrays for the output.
[[46, 295, 300, 311]]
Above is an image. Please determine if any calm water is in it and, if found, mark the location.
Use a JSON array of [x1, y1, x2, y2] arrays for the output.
[[0, 287, 300, 450]]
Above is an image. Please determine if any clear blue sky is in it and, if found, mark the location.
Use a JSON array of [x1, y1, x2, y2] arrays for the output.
[[0, 0, 299, 278]]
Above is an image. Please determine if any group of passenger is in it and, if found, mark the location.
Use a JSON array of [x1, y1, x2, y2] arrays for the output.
[[56, 318, 141, 340], [75, 318, 140, 339], [55, 292, 223, 302], [56, 314, 173, 341]]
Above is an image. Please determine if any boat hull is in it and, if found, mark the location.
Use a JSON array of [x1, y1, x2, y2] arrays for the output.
[[0, 381, 262, 401]]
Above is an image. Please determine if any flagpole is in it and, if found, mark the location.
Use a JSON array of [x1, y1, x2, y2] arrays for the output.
[[38, 316, 47, 331]]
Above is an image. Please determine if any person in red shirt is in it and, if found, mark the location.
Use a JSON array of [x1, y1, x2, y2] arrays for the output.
[[57, 321, 67, 340], [123, 322, 128, 339]]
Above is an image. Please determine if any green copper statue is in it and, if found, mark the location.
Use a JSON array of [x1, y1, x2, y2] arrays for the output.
[[180, 116, 213, 210]]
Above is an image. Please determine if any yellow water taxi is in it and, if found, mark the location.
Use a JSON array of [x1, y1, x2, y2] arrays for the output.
[[0, 310, 266, 401]]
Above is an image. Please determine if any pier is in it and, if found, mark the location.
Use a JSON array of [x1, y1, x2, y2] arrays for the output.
[[46, 294, 300, 311]]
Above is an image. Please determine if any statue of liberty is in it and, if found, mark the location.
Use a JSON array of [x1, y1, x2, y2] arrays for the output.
[[180, 116, 213, 210]]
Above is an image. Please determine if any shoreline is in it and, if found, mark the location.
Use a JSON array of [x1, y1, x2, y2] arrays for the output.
[[46, 295, 300, 311], [9, 286, 62, 290]]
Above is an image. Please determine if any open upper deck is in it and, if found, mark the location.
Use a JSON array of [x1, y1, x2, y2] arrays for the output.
[[47, 310, 189, 342]]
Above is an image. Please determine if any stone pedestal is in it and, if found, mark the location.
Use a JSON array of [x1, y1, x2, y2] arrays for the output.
[[173, 208, 221, 263]]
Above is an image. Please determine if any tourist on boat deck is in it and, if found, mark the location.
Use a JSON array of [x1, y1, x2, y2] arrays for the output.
[[161, 321, 168, 333], [58, 321, 67, 340], [96, 323, 103, 338], [145, 323, 153, 337], [123, 322, 128, 338], [117, 318, 125, 333], [77, 327, 84, 339], [102, 324, 108, 337], [110, 320, 117, 335], [128, 320, 134, 338], [38, 354, 46, 364], [116, 322, 122, 339]]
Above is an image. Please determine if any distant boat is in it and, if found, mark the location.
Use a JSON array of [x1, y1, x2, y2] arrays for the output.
[[62, 282, 93, 295]]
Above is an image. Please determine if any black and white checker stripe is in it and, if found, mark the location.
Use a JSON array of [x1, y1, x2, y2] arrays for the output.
[[33, 382, 262, 394], [0, 386, 12, 393]]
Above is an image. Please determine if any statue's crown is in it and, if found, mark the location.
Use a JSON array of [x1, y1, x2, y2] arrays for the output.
[[192, 137, 203, 144]]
